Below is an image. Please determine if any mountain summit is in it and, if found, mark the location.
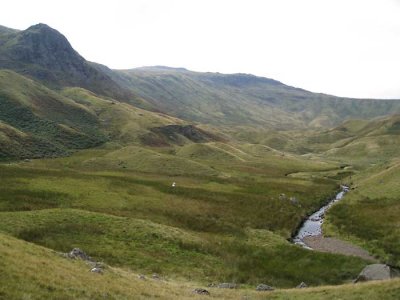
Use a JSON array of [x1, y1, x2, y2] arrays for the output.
[[6, 23, 85, 72], [0, 23, 134, 100]]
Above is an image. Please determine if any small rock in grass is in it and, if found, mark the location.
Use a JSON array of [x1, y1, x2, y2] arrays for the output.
[[296, 282, 307, 288], [256, 284, 274, 291], [90, 267, 103, 274], [217, 283, 237, 289], [192, 288, 210, 295], [138, 274, 146, 280], [152, 273, 161, 280]]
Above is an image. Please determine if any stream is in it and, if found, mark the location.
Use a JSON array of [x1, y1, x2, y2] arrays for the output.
[[292, 185, 349, 249]]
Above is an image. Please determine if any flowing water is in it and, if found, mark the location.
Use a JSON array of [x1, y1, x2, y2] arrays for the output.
[[293, 186, 349, 248]]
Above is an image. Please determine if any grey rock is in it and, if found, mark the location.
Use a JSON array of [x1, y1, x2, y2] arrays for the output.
[[152, 273, 161, 280], [296, 282, 307, 288], [355, 264, 392, 282], [68, 248, 91, 261], [90, 267, 103, 274], [217, 283, 237, 289], [138, 274, 146, 280], [256, 284, 274, 291], [192, 288, 210, 295]]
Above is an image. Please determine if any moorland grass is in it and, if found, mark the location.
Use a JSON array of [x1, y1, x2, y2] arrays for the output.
[[0, 148, 368, 287]]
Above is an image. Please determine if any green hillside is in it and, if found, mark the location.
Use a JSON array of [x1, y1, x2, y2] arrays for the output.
[[115, 66, 400, 129], [0, 70, 106, 159]]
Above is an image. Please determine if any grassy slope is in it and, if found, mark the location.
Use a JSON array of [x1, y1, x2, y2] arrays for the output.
[[0, 72, 222, 160], [1, 232, 399, 300]]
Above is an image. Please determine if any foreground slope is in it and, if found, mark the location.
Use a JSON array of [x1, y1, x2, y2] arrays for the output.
[[1, 232, 399, 299]]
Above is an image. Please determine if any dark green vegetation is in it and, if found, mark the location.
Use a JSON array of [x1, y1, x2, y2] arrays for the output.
[[1, 23, 400, 298]]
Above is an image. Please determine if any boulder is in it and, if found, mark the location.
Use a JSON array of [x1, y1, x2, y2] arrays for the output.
[[192, 288, 210, 295], [296, 282, 307, 288], [256, 284, 274, 291], [217, 283, 237, 289], [355, 264, 392, 282]]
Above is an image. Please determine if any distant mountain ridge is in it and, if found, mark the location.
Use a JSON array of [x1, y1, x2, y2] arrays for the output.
[[116, 66, 400, 128], [0, 22, 400, 143]]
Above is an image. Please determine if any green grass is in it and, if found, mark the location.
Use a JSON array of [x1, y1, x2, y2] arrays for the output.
[[0, 147, 369, 287], [0, 231, 398, 299], [0, 208, 367, 287]]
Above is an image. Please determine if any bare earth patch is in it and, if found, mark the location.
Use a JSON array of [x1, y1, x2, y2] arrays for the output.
[[303, 235, 377, 262]]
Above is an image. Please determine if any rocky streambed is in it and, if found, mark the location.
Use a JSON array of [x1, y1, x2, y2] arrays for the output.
[[293, 185, 349, 248], [292, 186, 377, 261]]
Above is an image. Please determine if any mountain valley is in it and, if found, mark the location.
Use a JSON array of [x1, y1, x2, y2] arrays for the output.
[[0, 23, 399, 299]]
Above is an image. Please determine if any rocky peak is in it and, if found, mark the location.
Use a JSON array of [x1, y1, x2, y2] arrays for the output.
[[10, 23, 85, 70]]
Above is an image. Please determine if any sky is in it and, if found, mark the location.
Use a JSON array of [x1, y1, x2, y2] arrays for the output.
[[1, 0, 400, 99]]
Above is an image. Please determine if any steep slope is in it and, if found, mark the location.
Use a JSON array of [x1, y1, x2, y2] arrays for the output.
[[0, 24, 140, 103], [116, 66, 400, 129], [0, 70, 107, 159]]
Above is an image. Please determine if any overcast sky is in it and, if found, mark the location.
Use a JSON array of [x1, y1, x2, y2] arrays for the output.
[[1, 0, 400, 98]]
